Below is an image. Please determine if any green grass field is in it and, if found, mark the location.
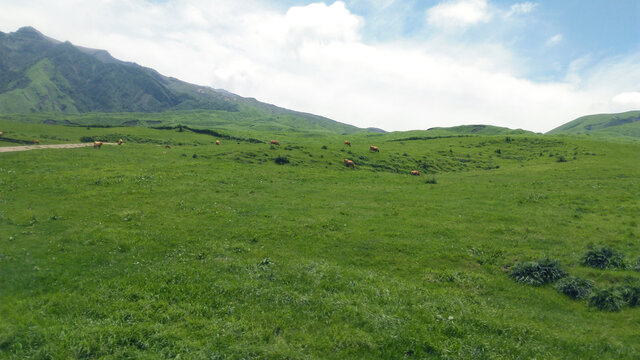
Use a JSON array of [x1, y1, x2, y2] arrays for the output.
[[1, 118, 639, 359]]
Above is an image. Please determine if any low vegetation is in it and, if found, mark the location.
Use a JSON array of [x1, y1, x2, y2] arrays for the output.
[[582, 246, 627, 269], [555, 276, 594, 300], [509, 258, 567, 286]]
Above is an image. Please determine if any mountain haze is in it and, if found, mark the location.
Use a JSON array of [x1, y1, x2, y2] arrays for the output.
[[0, 27, 362, 134]]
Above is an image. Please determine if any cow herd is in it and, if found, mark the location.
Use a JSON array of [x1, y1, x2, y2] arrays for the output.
[[0, 129, 421, 176]]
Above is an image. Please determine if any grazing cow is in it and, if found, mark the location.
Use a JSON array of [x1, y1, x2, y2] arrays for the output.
[[411, 170, 421, 176], [344, 140, 351, 147], [344, 158, 355, 168], [165, 145, 171, 149], [0, 131, 3, 137], [33, 139, 40, 144], [216, 140, 221, 146], [270, 140, 280, 146], [369, 145, 379, 152], [93, 141, 103, 148], [117, 139, 123, 145]]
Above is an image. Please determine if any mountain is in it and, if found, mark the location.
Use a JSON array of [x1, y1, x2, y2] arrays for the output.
[[0, 26, 361, 134], [425, 124, 534, 135], [547, 111, 640, 139]]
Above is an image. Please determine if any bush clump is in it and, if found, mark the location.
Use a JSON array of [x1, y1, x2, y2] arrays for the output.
[[617, 280, 640, 307], [510, 258, 567, 286], [274, 156, 290, 165], [555, 276, 594, 300], [634, 258, 640, 272], [582, 246, 626, 269], [588, 287, 623, 311]]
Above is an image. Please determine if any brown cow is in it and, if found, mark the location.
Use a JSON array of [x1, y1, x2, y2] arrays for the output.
[[344, 140, 351, 147], [270, 140, 280, 146], [165, 145, 171, 149], [0, 131, 3, 137], [344, 158, 355, 168], [411, 170, 421, 176], [117, 139, 123, 145], [216, 140, 221, 146], [93, 141, 103, 148], [33, 139, 40, 144], [369, 145, 379, 152]]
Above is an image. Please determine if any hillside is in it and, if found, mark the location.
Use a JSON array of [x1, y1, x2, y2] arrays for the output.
[[1, 118, 639, 358], [547, 111, 640, 139], [0, 27, 361, 135], [426, 124, 534, 136]]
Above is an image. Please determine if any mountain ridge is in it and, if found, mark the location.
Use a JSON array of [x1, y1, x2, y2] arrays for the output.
[[0, 26, 363, 134]]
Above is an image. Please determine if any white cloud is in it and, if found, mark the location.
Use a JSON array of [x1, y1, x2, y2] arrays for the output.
[[0, 0, 639, 133], [546, 34, 563, 46], [426, 0, 491, 29], [611, 92, 640, 111], [506, 2, 537, 17]]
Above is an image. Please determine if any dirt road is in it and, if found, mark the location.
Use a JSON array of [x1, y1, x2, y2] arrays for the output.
[[0, 143, 116, 153]]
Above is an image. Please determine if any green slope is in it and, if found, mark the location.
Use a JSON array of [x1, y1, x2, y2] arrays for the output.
[[547, 111, 640, 139], [0, 58, 78, 113]]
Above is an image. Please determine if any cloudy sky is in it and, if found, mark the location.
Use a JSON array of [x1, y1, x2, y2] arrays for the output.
[[1, 0, 639, 132]]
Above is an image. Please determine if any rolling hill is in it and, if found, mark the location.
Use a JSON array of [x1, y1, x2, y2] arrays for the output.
[[547, 111, 640, 139], [0, 27, 362, 134]]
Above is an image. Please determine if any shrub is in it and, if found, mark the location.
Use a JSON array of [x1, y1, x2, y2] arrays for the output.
[[509, 258, 567, 286], [582, 246, 626, 269], [556, 155, 567, 162], [425, 177, 437, 184], [617, 280, 640, 307], [589, 287, 623, 311], [554, 276, 594, 300], [274, 156, 290, 165], [634, 258, 640, 272]]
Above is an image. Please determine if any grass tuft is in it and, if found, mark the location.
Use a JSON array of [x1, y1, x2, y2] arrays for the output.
[[589, 287, 623, 312], [509, 258, 567, 286], [582, 246, 626, 269], [554, 276, 594, 300]]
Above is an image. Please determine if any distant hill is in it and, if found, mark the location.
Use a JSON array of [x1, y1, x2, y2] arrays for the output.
[[380, 124, 533, 141], [0, 26, 361, 134], [547, 111, 640, 139], [426, 124, 534, 136]]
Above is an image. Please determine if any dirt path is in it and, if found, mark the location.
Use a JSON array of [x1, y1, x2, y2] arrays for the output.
[[0, 143, 117, 153]]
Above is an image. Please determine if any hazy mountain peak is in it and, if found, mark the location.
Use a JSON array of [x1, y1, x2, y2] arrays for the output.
[[0, 26, 362, 134]]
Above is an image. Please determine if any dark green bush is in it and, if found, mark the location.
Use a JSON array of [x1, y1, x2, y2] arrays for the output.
[[617, 280, 640, 307], [555, 276, 594, 300], [634, 258, 640, 272], [589, 287, 623, 311], [425, 177, 437, 184], [274, 156, 290, 165], [582, 246, 626, 269], [509, 258, 567, 286]]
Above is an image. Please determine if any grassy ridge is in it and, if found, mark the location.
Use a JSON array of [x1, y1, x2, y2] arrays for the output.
[[0, 119, 639, 358], [547, 111, 640, 140], [0, 109, 363, 138]]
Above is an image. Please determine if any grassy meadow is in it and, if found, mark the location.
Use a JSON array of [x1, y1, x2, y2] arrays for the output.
[[1, 118, 639, 359]]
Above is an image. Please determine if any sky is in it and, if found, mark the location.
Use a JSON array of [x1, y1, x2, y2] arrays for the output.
[[1, 0, 639, 132]]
